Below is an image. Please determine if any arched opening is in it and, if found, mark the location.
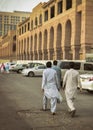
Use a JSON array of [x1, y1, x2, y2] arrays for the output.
[[27, 37, 29, 60], [24, 38, 26, 60], [44, 29, 48, 60], [49, 27, 54, 60], [22, 40, 23, 60], [39, 32, 42, 60], [56, 23, 62, 59], [31, 36, 33, 60], [65, 20, 72, 59], [34, 34, 37, 60]]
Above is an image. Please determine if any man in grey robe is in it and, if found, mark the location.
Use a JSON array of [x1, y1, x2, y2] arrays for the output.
[[63, 62, 82, 117], [52, 60, 62, 91], [42, 61, 60, 115]]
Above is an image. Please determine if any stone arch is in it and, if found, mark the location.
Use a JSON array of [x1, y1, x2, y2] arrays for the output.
[[21, 40, 24, 60], [27, 37, 29, 60], [34, 34, 37, 60], [57, 23, 62, 48], [56, 23, 62, 59], [44, 29, 48, 50], [65, 19, 72, 59], [24, 38, 26, 60], [43, 29, 48, 60], [39, 32, 42, 50], [50, 27, 54, 49], [31, 35, 33, 60], [38, 32, 42, 60], [18, 40, 21, 58], [49, 26, 54, 60]]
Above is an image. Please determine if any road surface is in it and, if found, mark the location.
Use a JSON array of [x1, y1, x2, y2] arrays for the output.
[[0, 73, 93, 130]]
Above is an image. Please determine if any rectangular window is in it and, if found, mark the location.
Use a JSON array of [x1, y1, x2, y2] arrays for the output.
[[59, 61, 81, 70], [66, 0, 72, 10], [28, 22, 30, 31], [44, 10, 48, 22], [58, 0, 62, 14], [50, 6, 55, 18]]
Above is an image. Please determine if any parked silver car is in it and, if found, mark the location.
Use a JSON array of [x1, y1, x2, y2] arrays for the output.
[[22, 65, 46, 77]]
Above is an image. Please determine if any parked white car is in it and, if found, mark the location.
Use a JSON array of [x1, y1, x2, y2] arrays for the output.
[[22, 65, 46, 77], [79, 74, 93, 92], [9, 63, 28, 73]]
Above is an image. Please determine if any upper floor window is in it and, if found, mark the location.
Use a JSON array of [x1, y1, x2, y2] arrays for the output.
[[28, 22, 30, 31], [58, 0, 62, 14], [66, 0, 72, 10], [22, 26, 24, 34], [39, 14, 42, 25], [44, 10, 48, 22], [19, 28, 21, 35], [35, 17, 38, 26], [31, 20, 33, 30], [50, 6, 55, 18], [25, 24, 26, 32], [13, 35, 16, 40]]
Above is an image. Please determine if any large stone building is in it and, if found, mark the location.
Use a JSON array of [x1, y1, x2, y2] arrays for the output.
[[0, 11, 30, 36], [1, 0, 93, 61], [0, 30, 16, 60]]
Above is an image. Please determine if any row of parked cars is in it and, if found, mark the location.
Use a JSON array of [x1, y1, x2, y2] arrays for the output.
[[8, 60, 93, 93]]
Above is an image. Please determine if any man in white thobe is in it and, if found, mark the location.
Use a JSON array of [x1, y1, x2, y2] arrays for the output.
[[42, 61, 60, 115], [63, 62, 82, 117]]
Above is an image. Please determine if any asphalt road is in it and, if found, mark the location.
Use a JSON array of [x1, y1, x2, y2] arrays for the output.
[[0, 73, 93, 130]]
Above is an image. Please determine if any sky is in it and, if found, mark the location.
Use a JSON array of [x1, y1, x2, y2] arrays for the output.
[[0, 0, 49, 12]]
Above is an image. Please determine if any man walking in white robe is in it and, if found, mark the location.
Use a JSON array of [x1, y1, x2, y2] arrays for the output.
[[42, 61, 60, 115], [63, 62, 82, 117]]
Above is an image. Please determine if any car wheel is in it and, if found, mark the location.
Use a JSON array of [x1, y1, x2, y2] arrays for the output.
[[17, 69, 22, 73], [87, 90, 93, 93], [28, 72, 34, 77]]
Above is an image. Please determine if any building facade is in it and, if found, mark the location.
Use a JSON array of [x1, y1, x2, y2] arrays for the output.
[[0, 30, 16, 60], [0, 11, 30, 36], [0, 0, 93, 61]]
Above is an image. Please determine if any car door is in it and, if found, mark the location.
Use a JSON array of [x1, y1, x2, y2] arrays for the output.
[[35, 65, 46, 76]]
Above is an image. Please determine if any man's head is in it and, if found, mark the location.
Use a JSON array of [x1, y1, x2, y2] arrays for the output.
[[53, 60, 57, 65], [46, 61, 52, 68], [69, 62, 74, 69]]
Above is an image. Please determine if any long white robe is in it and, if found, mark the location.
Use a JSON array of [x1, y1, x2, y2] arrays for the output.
[[42, 68, 60, 99], [63, 68, 81, 111]]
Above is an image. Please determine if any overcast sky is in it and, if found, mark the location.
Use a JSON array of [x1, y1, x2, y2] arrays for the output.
[[0, 0, 49, 12]]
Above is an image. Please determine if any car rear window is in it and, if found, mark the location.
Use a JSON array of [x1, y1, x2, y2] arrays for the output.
[[84, 63, 93, 71], [28, 63, 44, 68], [59, 61, 81, 70]]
